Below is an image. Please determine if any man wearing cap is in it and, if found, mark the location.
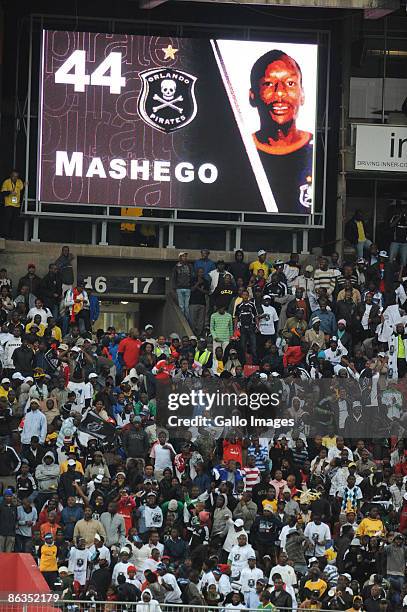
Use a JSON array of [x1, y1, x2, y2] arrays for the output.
[[171, 252, 193, 320], [39, 532, 58, 587], [58, 457, 85, 505], [122, 414, 149, 462], [222, 517, 247, 560], [249, 250, 270, 280], [366, 249, 396, 294], [136, 491, 163, 537], [240, 555, 264, 604], [157, 562, 183, 604], [228, 531, 256, 578], [305, 317, 325, 350], [88, 533, 111, 572], [294, 264, 315, 297], [111, 546, 132, 585], [68, 536, 89, 586], [258, 294, 279, 349]]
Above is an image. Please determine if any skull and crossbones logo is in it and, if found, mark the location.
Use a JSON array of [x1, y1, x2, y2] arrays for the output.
[[152, 79, 184, 114]]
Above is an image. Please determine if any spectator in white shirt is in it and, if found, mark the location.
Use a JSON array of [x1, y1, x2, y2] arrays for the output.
[[327, 436, 354, 462], [269, 551, 297, 587], [228, 532, 256, 578], [27, 298, 52, 325], [21, 399, 47, 446], [304, 514, 331, 559], [240, 556, 264, 604], [149, 432, 176, 481]]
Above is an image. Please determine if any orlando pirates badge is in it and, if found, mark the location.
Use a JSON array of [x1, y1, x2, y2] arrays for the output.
[[138, 68, 198, 134]]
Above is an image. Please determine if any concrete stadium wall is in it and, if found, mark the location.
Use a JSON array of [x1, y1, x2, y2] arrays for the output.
[[0, 240, 316, 285]]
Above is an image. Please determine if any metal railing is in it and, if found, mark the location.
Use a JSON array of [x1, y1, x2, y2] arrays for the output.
[[0, 600, 335, 611]]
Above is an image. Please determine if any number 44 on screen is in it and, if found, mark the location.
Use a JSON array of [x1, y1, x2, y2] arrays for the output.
[[54, 51, 126, 94]]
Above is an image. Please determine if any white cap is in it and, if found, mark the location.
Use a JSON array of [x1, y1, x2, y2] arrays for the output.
[[178, 252, 187, 257], [259, 373, 268, 380], [257, 249, 266, 256], [234, 519, 244, 527], [71, 346, 81, 353], [145, 324, 154, 330], [94, 533, 102, 541], [12, 372, 25, 381], [263, 295, 271, 300], [1, 378, 10, 384], [67, 459, 76, 466], [58, 566, 69, 574], [24, 377, 34, 383], [120, 546, 130, 554], [88, 373, 98, 379], [379, 250, 389, 257]]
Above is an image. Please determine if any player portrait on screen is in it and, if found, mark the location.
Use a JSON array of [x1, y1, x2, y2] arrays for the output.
[[249, 49, 313, 213]]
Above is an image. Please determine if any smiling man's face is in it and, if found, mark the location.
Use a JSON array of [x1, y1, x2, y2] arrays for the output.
[[256, 55, 304, 127]]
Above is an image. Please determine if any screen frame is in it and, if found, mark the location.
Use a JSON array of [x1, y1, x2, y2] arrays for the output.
[[30, 16, 330, 229]]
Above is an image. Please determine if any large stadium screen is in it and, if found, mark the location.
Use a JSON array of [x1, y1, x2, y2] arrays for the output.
[[38, 31, 318, 214]]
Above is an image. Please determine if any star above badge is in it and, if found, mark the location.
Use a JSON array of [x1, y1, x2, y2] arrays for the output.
[[162, 45, 178, 60]]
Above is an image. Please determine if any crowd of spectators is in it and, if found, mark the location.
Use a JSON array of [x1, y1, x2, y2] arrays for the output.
[[1, 243, 407, 611]]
